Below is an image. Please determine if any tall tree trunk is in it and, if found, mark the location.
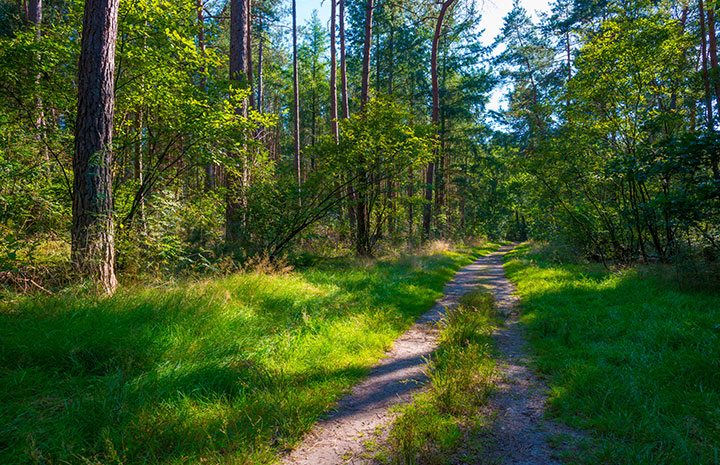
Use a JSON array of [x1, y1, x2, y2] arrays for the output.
[[247, 0, 255, 110], [422, 0, 455, 242], [330, 0, 339, 142], [227, 0, 249, 243], [258, 13, 264, 114], [707, 4, 720, 113], [360, 0, 374, 108], [197, 0, 215, 191], [355, 0, 374, 256], [701, 0, 720, 179], [72, 0, 120, 294], [133, 108, 146, 231], [701, 0, 713, 130], [338, 0, 355, 234], [292, 0, 301, 187], [339, 0, 350, 119], [388, 15, 394, 95]]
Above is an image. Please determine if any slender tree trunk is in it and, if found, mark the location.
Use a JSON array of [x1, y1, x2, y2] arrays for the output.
[[355, 0, 374, 256], [388, 16, 394, 95], [330, 0, 339, 142], [701, 0, 720, 179], [247, 0, 255, 110], [339, 0, 350, 119], [360, 0, 374, 108], [292, 0, 301, 187], [133, 108, 146, 231], [338, 0, 355, 234], [707, 5, 720, 113], [258, 14, 264, 114], [708, 4, 720, 179], [72, 0, 120, 294], [197, 0, 215, 191], [422, 0, 455, 242], [227, 0, 249, 243]]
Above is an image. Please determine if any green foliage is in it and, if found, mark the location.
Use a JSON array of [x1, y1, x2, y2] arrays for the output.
[[505, 243, 720, 464]]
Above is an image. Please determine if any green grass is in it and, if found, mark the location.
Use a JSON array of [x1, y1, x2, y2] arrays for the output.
[[504, 243, 720, 465], [0, 243, 498, 464], [381, 292, 499, 465]]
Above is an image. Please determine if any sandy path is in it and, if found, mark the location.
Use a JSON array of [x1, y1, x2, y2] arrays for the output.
[[280, 247, 505, 465], [281, 245, 580, 465], [479, 246, 583, 465]]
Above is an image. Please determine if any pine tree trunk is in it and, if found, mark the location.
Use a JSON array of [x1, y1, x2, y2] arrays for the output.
[[292, 0, 301, 187], [356, 0, 374, 256], [72, 0, 120, 294], [227, 0, 249, 243], [422, 0, 455, 242], [339, 0, 350, 119], [360, 0, 374, 108], [330, 0, 339, 142]]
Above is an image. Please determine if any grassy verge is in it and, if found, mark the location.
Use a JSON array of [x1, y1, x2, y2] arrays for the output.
[[379, 292, 499, 465], [504, 243, 720, 464], [0, 242, 498, 464]]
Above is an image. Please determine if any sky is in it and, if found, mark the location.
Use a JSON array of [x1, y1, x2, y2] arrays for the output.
[[295, 0, 554, 112]]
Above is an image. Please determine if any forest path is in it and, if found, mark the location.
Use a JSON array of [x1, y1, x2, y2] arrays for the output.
[[478, 246, 583, 464], [280, 244, 581, 464], [280, 246, 509, 465]]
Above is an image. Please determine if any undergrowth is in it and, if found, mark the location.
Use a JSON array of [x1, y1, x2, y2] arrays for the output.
[[504, 243, 720, 465], [0, 243, 499, 464], [380, 292, 498, 465]]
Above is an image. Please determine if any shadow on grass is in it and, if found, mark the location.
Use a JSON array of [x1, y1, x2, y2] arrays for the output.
[[504, 255, 720, 465]]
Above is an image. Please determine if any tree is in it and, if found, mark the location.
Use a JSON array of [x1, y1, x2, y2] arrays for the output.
[[292, 0, 301, 186], [72, 0, 121, 293], [227, 0, 250, 243], [422, 0, 456, 242], [330, 0, 339, 142]]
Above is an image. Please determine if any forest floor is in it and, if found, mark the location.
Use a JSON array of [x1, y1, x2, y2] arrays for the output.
[[282, 245, 582, 464]]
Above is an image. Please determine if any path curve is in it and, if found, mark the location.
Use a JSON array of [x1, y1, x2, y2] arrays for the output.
[[281, 246, 508, 465]]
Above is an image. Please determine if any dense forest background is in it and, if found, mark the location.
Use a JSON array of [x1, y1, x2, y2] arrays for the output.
[[0, 0, 718, 293]]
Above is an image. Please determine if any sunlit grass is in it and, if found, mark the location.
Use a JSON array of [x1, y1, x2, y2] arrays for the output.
[[381, 292, 499, 465], [505, 243, 720, 465], [0, 243, 499, 464]]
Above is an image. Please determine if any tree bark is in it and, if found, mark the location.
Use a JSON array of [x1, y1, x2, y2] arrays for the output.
[[707, 4, 720, 114], [258, 13, 264, 114], [227, 0, 249, 242], [339, 0, 350, 119], [72, 0, 120, 294], [701, 0, 713, 130], [360, 0, 374, 108], [422, 0, 455, 242], [330, 0, 339, 143], [355, 0, 374, 255], [292, 0, 301, 187]]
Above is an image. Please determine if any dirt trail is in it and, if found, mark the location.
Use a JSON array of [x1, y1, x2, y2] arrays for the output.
[[281, 248, 505, 465], [478, 246, 582, 465], [281, 245, 579, 465]]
